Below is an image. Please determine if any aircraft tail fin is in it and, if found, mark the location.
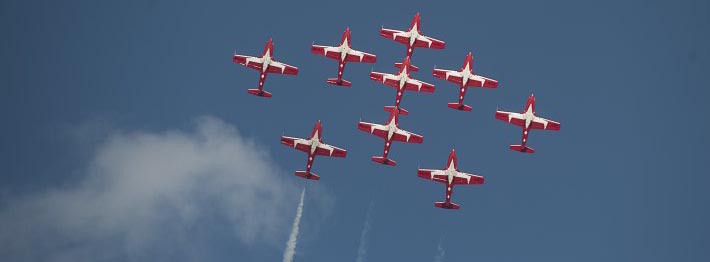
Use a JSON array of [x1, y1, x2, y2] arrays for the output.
[[394, 62, 419, 72], [247, 89, 272, 98], [295, 171, 320, 181], [326, 78, 351, 87], [371, 156, 396, 166], [435, 201, 460, 210], [384, 106, 409, 115], [509, 145, 535, 154], [447, 102, 472, 112]]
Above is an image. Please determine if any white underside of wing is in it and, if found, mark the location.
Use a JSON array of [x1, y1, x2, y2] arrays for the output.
[[381, 73, 398, 84], [394, 128, 413, 141], [469, 75, 488, 85], [347, 50, 365, 62], [245, 56, 262, 65], [289, 137, 311, 148], [503, 111, 524, 122], [317, 45, 340, 56], [456, 172, 480, 184], [533, 117, 554, 129], [423, 169, 446, 180], [391, 30, 410, 40], [316, 143, 335, 156], [269, 61, 286, 73], [417, 35, 433, 47], [406, 79, 423, 90], [363, 122, 387, 134], [445, 70, 462, 80]]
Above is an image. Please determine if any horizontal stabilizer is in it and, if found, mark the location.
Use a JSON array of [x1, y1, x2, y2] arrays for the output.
[[326, 78, 352, 87], [294, 171, 320, 181], [384, 106, 409, 115], [509, 145, 535, 154], [371, 156, 396, 166], [394, 62, 419, 72], [447, 102, 472, 112], [247, 89, 272, 98], [434, 202, 460, 210]]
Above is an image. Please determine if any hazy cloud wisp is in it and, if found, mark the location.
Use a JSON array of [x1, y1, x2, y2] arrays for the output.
[[355, 201, 375, 262], [434, 237, 446, 262], [0, 117, 303, 261]]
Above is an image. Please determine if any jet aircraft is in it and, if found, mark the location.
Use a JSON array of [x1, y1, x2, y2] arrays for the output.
[[311, 27, 377, 86], [232, 38, 299, 98], [495, 93, 561, 153], [432, 52, 498, 111], [281, 120, 347, 180], [417, 149, 484, 210]]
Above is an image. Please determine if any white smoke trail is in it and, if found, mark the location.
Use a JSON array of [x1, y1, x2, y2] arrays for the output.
[[355, 201, 375, 262], [283, 188, 306, 262], [433, 237, 445, 262]]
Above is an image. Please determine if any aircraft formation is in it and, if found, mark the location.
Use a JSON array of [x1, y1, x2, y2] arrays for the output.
[[233, 13, 561, 210]]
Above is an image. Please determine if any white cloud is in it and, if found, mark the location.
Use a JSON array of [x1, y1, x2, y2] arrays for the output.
[[0, 117, 316, 262]]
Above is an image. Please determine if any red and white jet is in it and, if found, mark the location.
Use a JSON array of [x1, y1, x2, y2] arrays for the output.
[[232, 38, 299, 98], [380, 12, 445, 68], [432, 52, 499, 111], [280, 120, 347, 181], [358, 107, 423, 166], [369, 56, 435, 115], [417, 149, 484, 210], [495, 93, 561, 153], [311, 27, 377, 87]]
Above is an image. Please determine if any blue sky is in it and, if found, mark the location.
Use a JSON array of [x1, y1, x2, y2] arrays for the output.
[[1, 0, 709, 261]]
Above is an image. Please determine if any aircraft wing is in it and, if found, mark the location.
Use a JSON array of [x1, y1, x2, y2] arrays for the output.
[[495, 110, 526, 128], [466, 75, 499, 88], [233, 54, 263, 71], [392, 128, 423, 144], [404, 78, 435, 93], [345, 49, 377, 63], [432, 69, 463, 86], [452, 172, 484, 185], [315, 143, 347, 157], [311, 44, 342, 60], [412, 35, 445, 49], [370, 72, 400, 89], [418, 170, 484, 185], [358, 121, 389, 139], [280, 136, 311, 153], [380, 28, 411, 45], [266, 61, 299, 75], [530, 117, 561, 131], [417, 169, 448, 183]]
